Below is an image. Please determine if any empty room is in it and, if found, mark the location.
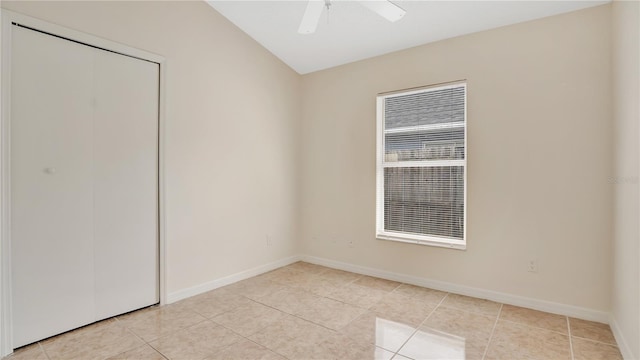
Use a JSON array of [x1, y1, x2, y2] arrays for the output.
[[0, 0, 638, 359]]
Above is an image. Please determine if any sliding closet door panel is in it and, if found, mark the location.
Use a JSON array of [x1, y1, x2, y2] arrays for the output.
[[11, 27, 96, 347], [92, 50, 159, 319]]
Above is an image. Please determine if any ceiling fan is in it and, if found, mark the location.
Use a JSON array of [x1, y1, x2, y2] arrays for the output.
[[298, 0, 406, 34]]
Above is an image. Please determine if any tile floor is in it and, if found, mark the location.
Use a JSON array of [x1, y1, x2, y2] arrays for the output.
[[6, 262, 622, 360]]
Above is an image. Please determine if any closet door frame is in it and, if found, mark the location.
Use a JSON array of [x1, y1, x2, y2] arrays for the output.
[[0, 10, 168, 357]]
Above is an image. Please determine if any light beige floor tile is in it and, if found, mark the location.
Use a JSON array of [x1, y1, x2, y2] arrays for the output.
[[205, 339, 285, 360], [354, 276, 402, 292], [260, 267, 318, 288], [484, 320, 571, 360], [370, 292, 435, 327], [259, 267, 302, 282], [318, 268, 363, 284], [335, 340, 385, 360], [116, 304, 206, 342], [193, 287, 255, 308], [269, 326, 336, 359], [424, 306, 496, 337], [327, 283, 389, 309], [420, 306, 496, 359], [392, 284, 448, 305], [149, 320, 241, 360], [284, 261, 330, 275], [254, 287, 320, 315], [297, 275, 349, 297], [296, 296, 366, 330], [211, 301, 286, 336], [177, 290, 253, 319], [248, 314, 325, 351], [572, 337, 623, 360], [500, 304, 568, 334], [42, 320, 144, 360], [222, 277, 290, 300], [174, 298, 229, 320], [340, 311, 416, 352], [6, 344, 48, 360], [440, 294, 501, 316], [107, 344, 166, 360], [273, 327, 374, 360], [58, 337, 144, 360], [569, 317, 617, 345], [398, 327, 469, 360]]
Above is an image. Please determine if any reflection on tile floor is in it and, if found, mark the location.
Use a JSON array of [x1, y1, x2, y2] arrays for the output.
[[5, 262, 623, 360]]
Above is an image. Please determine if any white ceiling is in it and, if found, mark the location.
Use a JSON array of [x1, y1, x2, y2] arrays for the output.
[[207, 0, 609, 74]]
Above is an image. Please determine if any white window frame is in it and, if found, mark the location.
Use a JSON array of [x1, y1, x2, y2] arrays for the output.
[[376, 82, 467, 250]]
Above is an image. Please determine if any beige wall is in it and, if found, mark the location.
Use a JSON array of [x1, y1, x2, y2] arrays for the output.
[[611, 0, 640, 358], [0, 1, 302, 295], [300, 5, 613, 312]]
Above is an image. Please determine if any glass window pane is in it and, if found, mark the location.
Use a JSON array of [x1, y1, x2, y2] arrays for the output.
[[385, 128, 464, 161]]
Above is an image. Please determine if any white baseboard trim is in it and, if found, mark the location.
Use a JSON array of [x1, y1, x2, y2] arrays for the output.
[[301, 255, 610, 324], [166, 255, 302, 303], [165, 253, 611, 326], [609, 315, 637, 360]]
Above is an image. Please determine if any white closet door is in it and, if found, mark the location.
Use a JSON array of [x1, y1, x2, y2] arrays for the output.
[[92, 48, 159, 320], [11, 26, 96, 347], [11, 25, 159, 348]]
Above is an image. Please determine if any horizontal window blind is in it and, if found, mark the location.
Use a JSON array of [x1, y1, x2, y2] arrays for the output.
[[377, 83, 466, 246]]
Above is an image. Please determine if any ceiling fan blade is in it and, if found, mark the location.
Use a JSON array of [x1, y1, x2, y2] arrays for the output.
[[357, 0, 406, 22], [298, 0, 325, 34]]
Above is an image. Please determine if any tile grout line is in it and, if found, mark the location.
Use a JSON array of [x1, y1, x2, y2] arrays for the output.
[[152, 346, 170, 360], [497, 317, 573, 336], [37, 342, 51, 360], [127, 331, 170, 360], [481, 303, 503, 360], [242, 336, 290, 360], [420, 292, 450, 326], [243, 293, 341, 333], [207, 293, 330, 360], [570, 335, 620, 346], [108, 316, 165, 360], [112, 316, 147, 346], [390, 292, 451, 359], [291, 263, 621, 354], [567, 317, 575, 360], [129, 270, 369, 360], [256, 280, 382, 344], [116, 308, 215, 359], [188, 281, 297, 359], [253, 273, 391, 334]]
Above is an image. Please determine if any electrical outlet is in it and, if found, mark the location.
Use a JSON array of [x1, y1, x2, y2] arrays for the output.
[[527, 258, 538, 273]]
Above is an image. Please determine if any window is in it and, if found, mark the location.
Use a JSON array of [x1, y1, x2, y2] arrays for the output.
[[376, 82, 466, 249]]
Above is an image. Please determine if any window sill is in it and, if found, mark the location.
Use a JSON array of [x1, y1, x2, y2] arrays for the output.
[[376, 233, 466, 250]]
